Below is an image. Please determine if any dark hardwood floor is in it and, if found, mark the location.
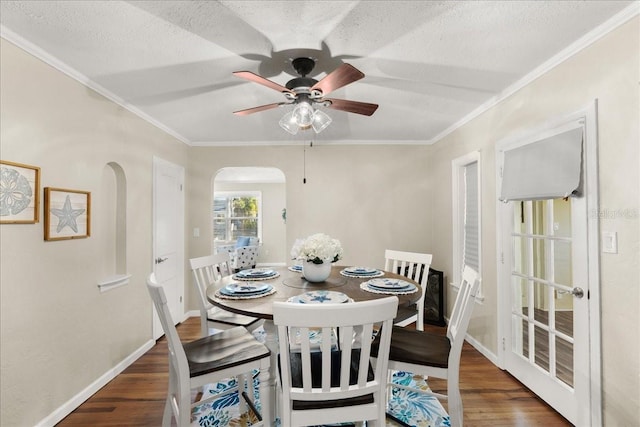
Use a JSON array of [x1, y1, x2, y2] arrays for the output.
[[56, 317, 571, 426]]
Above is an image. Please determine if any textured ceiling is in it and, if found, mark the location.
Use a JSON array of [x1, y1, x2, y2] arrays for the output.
[[0, 1, 636, 146]]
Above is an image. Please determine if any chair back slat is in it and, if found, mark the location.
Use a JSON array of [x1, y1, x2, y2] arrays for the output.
[[384, 249, 432, 287], [146, 274, 190, 389], [189, 253, 233, 335], [273, 297, 398, 413], [448, 266, 480, 351], [384, 249, 433, 330]]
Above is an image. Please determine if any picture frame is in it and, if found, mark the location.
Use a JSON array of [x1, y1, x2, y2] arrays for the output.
[[0, 160, 41, 224], [44, 187, 91, 241]]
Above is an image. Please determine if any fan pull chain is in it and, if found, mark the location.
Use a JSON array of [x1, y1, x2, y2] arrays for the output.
[[303, 141, 313, 184]]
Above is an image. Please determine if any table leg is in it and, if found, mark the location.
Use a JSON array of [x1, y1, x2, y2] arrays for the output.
[[261, 320, 279, 425]]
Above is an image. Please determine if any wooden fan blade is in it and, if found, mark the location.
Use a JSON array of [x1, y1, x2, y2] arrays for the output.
[[233, 102, 287, 116], [310, 64, 364, 96], [233, 71, 294, 95], [324, 98, 378, 116]]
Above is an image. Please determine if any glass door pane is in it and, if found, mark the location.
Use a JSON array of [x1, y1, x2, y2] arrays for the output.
[[511, 199, 574, 387]]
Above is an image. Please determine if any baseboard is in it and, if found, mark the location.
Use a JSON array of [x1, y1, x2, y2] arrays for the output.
[[184, 309, 200, 318], [464, 333, 500, 367], [444, 315, 500, 368], [35, 339, 156, 427]]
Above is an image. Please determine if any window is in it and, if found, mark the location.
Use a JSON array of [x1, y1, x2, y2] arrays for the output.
[[213, 191, 261, 242], [452, 151, 482, 295]]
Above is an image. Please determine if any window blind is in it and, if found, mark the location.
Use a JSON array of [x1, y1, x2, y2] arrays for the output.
[[500, 127, 583, 202], [463, 162, 480, 272]]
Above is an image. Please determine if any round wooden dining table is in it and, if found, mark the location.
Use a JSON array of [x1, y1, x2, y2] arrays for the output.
[[205, 264, 422, 424], [206, 264, 422, 319]]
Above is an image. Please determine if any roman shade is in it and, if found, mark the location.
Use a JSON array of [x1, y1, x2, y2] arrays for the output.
[[500, 127, 583, 202]]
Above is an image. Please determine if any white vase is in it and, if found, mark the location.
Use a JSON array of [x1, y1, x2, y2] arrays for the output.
[[302, 261, 332, 282]]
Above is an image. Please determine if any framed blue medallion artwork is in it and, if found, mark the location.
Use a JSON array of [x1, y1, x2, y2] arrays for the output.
[[44, 187, 91, 241], [0, 160, 41, 224]]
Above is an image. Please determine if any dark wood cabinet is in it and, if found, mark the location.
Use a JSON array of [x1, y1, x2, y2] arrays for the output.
[[424, 268, 446, 326]]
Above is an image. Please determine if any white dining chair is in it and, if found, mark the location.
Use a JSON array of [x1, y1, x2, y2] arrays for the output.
[[372, 266, 480, 427], [146, 273, 271, 427], [384, 249, 433, 330], [273, 296, 398, 427], [189, 253, 263, 337]]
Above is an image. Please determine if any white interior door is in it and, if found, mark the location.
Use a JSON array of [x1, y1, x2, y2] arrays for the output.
[[152, 157, 184, 340], [501, 198, 589, 424], [497, 106, 601, 425]]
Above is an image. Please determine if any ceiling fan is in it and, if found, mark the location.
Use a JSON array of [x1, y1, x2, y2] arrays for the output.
[[232, 57, 378, 134]]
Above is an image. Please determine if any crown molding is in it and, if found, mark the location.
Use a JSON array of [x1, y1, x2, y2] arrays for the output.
[[427, 2, 640, 146], [0, 25, 191, 145]]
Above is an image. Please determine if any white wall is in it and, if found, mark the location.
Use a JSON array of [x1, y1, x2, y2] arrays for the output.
[[0, 38, 188, 426], [1, 13, 638, 427], [427, 16, 639, 425], [188, 143, 434, 268]]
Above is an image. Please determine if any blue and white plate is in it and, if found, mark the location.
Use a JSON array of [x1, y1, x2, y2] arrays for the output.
[[235, 268, 277, 278], [288, 264, 303, 272], [288, 290, 349, 304], [343, 266, 379, 275], [219, 283, 272, 297], [224, 282, 271, 294], [365, 278, 414, 291]]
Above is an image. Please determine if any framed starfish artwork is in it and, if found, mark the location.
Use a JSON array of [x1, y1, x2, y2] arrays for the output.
[[44, 187, 91, 241], [0, 160, 41, 224]]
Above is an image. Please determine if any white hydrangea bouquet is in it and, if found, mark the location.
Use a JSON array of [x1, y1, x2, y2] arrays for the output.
[[291, 233, 343, 264]]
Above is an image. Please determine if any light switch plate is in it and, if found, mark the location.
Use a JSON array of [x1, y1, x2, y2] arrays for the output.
[[602, 231, 617, 254]]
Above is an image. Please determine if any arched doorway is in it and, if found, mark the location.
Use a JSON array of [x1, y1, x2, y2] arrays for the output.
[[213, 167, 287, 266]]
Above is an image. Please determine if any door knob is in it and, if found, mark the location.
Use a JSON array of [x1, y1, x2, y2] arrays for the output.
[[155, 257, 168, 264], [570, 287, 584, 299]]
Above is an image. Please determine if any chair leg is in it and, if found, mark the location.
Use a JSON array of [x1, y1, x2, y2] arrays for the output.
[[448, 383, 463, 427], [162, 396, 172, 427], [258, 365, 271, 426], [237, 373, 248, 414]]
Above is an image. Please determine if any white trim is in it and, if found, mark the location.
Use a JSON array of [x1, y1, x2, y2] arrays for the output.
[[428, 3, 639, 146], [451, 151, 483, 298], [34, 339, 155, 427], [444, 314, 499, 366], [185, 309, 201, 318], [495, 100, 601, 425], [212, 190, 263, 245], [465, 332, 499, 367], [191, 139, 431, 147], [97, 273, 132, 292], [2, 3, 636, 149], [0, 26, 191, 146], [583, 101, 602, 427], [3, 5, 635, 149]]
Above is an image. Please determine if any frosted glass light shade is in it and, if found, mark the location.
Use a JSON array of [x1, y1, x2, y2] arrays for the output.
[[292, 102, 314, 128], [279, 111, 299, 135], [312, 109, 332, 133], [279, 103, 332, 134]]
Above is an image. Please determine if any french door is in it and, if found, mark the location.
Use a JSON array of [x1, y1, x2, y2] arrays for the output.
[[497, 104, 601, 425], [502, 197, 589, 424]]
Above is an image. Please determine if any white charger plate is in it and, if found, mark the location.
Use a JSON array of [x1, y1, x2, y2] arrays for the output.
[[365, 278, 413, 290], [289, 290, 349, 304]]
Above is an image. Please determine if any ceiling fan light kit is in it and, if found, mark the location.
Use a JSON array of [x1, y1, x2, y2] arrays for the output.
[[279, 104, 333, 135], [233, 57, 377, 135]]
